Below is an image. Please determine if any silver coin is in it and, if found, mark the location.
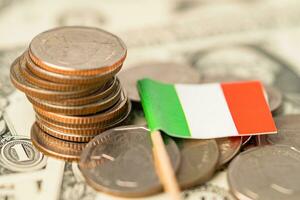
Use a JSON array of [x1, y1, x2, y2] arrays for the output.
[[30, 26, 126, 72], [0, 119, 6, 135], [216, 137, 242, 168], [79, 125, 180, 197], [183, 184, 237, 200], [0, 135, 46, 172], [119, 61, 200, 101], [176, 139, 219, 189], [267, 115, 300, 151], [228, 145, 300, 200], [265, 86, 283, 113]]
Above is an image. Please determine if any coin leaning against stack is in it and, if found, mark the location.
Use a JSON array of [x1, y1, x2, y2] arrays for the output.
[[10, 26, 131, 161]]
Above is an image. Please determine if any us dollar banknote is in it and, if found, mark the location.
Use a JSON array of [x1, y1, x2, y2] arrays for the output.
[[0, 0, 300, 199]]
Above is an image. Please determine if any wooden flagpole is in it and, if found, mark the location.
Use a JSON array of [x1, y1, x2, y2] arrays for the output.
[[151, 130, 182, 200]]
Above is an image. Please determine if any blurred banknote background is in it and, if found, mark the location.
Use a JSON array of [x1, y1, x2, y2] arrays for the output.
[[1, 0, 300, 199]]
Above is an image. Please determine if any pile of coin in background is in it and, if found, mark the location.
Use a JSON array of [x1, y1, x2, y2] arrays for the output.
[[10, 27, 131, 161]]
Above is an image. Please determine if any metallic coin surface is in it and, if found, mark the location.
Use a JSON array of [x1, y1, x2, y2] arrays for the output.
[[39, 77, 119, 106], [228, 145, 300, 200], [216, 137, 242, 167], [19, 54, 92, 92], [0, 135, 46, 172], [33, 91, 130, 124], [31, 123, 86, 161], [27, 83, 121, 115], [264, 86, 282, 113], [119, 61, 200, 101], [10, 58, 98, 100], [26, 51, 119, 85], [29, 26, 127, 75], [176, 139, 219, 189], [79, 126, 180, 197], [267, 115, 300, 151]]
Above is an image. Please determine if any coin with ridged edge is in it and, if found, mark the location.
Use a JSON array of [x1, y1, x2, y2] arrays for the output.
[[79, 126, 181, 197], [29, 26, 127, 76], [33, 91, 130, 124], [31, 123, 86, 161], [27, 83, 122, 115], [19, 53, 96, 92], [10, 58, 98, 100], [25, 51, 119, 85]]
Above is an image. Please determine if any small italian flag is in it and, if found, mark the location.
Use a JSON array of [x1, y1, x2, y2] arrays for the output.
[[138, 79, 277, 139]]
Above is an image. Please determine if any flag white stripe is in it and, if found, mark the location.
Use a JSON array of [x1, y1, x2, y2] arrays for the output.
[[175, 83, 239, 138]]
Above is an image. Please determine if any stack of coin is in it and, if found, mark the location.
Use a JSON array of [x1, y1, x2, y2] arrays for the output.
[[10, 26, 131, 161]]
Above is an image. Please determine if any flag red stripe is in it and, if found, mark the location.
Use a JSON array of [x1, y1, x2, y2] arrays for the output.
[[221, 81, 277, 135]]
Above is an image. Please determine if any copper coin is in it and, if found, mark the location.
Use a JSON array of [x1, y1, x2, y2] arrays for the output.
[[33, 91, 130, 124], [27, 83, 121, 115], [31, 123, 86, 161], [10, 57, 98, 100], [216, 137, 242, 168], [267, 115, 300, 151], [35, 104, 130, 136], [176, 139, 219, 189], [26, 51, 119, 85], [29, 26, 126, 76], [40, 77, 119, 106], [19, 53, 94, 92], [228, 145, 300, 200], [36, 121, 96, 142], [79, 126, 180, 197], [119, 61, 200, 101]]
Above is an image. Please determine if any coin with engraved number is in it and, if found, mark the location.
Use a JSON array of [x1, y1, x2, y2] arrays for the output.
[[29, 26, 127, 76], [0, 135, 46, 172], [79, 126, 180, 197], [119, 61, 200, 101], [267, 115, 300, 151], [176, 139, 219, 189], [31, 123, 86, 161], [216, 137, 242, 168], [228, 145, 300, 200]]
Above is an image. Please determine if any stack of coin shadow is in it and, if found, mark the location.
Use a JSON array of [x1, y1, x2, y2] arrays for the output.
[[10, 27, 131, 161]]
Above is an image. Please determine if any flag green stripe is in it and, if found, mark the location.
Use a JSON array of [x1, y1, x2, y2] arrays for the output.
[[137, 79, 191, 137]]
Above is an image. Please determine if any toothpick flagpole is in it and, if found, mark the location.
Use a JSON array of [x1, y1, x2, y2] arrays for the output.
[[151, 130, 182, 200]]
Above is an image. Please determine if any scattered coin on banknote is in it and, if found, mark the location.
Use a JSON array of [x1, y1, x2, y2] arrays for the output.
[[228, 145, 300, 200], [267, 114, 300, 150], [119, 61, 200, 101], [79, 126, 180, 197]]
